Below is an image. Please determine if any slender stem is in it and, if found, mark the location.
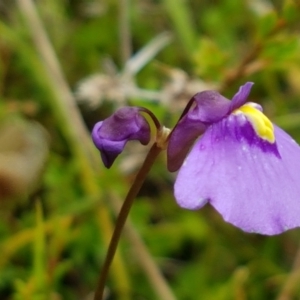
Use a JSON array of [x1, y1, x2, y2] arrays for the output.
[[109, 194, 177, 300], [94, 143, 162, 300], [219, 19, 286, 92]]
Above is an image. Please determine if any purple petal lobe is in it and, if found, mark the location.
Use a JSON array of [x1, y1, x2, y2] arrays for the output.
[[167, 118, 207, 172], [229, 82, 254, 112], [189, 91, 231, 123], [174, 114, 300, 235], [92, 107, 151, 168], [167, 91, 231, 172]]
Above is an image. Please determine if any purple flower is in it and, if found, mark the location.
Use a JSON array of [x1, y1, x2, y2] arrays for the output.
[[92, 82, 300, 235], [170, 82, 300, 235], [92, 107, 151, 168]]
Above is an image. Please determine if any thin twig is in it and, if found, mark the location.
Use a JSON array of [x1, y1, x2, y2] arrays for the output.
[[219, 19, 286, 92], [219, 44, 262, 92]]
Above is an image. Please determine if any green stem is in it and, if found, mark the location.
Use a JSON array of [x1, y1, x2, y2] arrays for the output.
[[94, 143, 162, 300]]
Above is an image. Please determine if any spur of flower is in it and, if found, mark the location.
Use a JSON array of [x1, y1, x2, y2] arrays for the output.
[[92, 82, 300, 235]]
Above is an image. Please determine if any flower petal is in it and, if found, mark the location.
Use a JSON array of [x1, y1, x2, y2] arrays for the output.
[[92, 107, 151, 168], [189, 91, 231, 123], [167, 91, 231, 172], [167, 118, 206, 172], [174, 114, 300, 235], [229, 82, 254, 112]]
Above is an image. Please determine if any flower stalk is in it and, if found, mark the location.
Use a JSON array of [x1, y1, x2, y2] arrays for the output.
[[94, 142, 163, 300]]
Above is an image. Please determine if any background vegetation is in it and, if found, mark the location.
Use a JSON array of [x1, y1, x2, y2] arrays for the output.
[[1, 0, 300, 299]]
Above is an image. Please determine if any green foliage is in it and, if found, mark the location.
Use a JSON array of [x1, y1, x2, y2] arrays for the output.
[[1, 0, 300, 299], [163, 0, 197, 53]]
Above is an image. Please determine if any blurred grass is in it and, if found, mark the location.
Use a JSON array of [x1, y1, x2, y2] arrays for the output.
[[1, 0, 300, 299]]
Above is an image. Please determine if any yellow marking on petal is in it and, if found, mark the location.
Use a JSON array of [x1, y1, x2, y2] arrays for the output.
[[234, 104, 275, 143]]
